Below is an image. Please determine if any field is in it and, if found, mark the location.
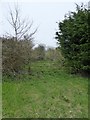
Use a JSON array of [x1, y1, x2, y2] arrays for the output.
[[2, 61, 88, 118]]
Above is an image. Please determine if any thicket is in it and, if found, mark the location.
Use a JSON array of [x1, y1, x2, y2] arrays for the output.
[[55, 3, 90, 75], [2, 37, 33, 76]]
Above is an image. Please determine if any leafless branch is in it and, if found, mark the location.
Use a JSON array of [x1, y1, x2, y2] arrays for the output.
[[7, 5, 37, 40]]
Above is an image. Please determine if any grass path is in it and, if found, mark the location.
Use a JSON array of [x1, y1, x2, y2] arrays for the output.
[[2, 61, 88, 118]]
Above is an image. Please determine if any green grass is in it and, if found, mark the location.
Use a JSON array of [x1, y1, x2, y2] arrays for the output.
[[2, 61, 88, 118]]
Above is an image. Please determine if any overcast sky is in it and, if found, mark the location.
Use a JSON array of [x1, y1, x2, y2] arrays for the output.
[[0, 0, 87, 48]]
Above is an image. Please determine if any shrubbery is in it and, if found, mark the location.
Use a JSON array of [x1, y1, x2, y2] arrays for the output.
[[2, 37, 33, 76]]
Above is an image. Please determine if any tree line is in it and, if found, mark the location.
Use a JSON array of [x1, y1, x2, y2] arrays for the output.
[[1, 3, 90, 77], [2, 36, 63, 76]]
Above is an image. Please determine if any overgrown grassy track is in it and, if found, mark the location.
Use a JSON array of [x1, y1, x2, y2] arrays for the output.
[[2, 61, 88, 118]]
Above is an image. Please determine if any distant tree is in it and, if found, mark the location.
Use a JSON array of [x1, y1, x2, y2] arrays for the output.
[[33, 44, 45, 60], [45, 48, 56, 61], [46, 47, 64, 63], [55, 3, 90, 74]]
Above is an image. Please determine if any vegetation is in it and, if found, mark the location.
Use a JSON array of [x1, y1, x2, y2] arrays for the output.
[[2, 61, 88, 118], [55, 3, 90, 75], [45, 48, 64, 62], [1, 2, 89, 119], [2, 37, 33, 76], [32, 44, 45, 61], [2, 5, 36, 76]]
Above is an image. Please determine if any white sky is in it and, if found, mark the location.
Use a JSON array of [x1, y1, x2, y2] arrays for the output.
[[0, 0, 87, 48]]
